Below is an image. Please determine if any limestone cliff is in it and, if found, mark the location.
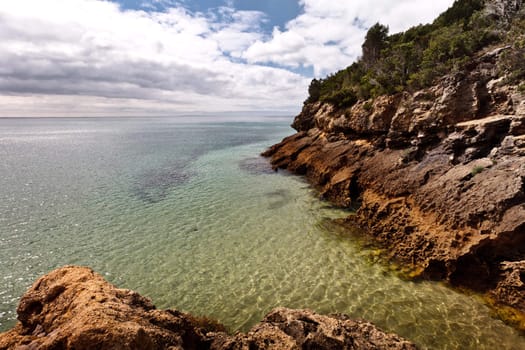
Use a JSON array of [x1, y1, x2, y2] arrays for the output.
[[264, 0, 525, 328], [0, 266, 416, 350]]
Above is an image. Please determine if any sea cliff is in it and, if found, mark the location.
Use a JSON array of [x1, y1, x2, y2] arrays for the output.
[[263, 0, 525, 328]]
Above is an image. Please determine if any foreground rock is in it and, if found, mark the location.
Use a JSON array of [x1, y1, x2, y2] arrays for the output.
[[263, 43, 525, 327], [0, 266, 417, 350]]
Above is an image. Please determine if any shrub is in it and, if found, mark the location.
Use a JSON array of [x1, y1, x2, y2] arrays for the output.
[[320, 88, 358, 109], [500, 48, 525, 84], [471, 165, 485, 176]]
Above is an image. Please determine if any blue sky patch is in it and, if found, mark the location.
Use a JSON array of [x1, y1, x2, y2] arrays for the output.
[[116, 0, 301, 31]]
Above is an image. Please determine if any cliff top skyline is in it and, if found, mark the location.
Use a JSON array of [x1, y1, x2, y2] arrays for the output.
[[0, 0, 453, 117]]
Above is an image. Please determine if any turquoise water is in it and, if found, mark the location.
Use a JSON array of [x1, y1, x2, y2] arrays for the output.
[[0, 117, 524, 349]]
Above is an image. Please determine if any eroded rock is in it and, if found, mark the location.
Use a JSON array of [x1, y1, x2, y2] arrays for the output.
[[0, 266, 217, 350], [263, 42, 525, 325], [0, 266, 418, 350], [211, 308, 416, 350]]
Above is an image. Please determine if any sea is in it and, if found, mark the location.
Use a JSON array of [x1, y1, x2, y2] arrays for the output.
[[0, 117, 524, 349]]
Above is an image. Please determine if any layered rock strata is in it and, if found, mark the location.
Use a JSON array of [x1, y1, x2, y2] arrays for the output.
[[263, 45, 525, 325], [0, 266, 417, 350]]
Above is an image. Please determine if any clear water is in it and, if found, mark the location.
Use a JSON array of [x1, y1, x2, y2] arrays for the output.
[[0, 117, 524, 349]]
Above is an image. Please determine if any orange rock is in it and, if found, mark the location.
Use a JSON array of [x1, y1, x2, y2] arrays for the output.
[[0, 266, 417, 350]]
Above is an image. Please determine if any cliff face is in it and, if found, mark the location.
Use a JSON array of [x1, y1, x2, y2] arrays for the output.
[[263, 10, 525, 326], [0, 266, 417, 350]]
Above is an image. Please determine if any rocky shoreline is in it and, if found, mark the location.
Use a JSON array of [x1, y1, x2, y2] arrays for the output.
[[262, 44, 525, 328], [0, 266, 416, 350]]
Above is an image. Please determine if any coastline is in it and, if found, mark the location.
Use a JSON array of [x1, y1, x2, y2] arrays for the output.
[[4, 119, 523, 349], [262, 46, 525, 329]]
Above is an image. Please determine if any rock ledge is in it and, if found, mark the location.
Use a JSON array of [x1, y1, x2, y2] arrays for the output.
[[263, 43, 525, 327]]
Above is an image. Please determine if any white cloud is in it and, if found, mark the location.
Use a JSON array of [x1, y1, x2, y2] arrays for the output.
[[243, 0, 454, 76], [0, 0, 455, 117], [0, 0, 307, 116]]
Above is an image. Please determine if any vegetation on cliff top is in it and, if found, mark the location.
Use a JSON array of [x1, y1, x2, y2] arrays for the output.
[[307, 0, 525, 109]]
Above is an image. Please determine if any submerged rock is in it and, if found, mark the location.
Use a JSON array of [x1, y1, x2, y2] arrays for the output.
[[0, 266, 417, 350]]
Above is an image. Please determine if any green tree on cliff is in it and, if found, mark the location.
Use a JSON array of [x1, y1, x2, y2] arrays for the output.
[[362, 23, 389, 68], [307, 0, 506, 109], [306, 78, 321, 103]]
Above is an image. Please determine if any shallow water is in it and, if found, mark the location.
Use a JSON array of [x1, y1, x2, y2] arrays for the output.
[[0, 117, 524, 349]]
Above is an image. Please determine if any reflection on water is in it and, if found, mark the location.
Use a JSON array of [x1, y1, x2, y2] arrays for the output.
[[0, 118, 524, 350]]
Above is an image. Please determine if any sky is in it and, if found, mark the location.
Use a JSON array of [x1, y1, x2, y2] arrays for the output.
[[0, 0, 454, 117]]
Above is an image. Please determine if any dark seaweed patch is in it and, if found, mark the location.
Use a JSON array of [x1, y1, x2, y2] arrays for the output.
[[132, 166, 194, 203], [265, 189, 290, 210], [239, 157, 275, 175]]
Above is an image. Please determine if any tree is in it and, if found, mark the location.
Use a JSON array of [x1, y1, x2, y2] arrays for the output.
[[362, 23, 389, 68], [307, 78, 322, 103], [433, 0, 484, 27]]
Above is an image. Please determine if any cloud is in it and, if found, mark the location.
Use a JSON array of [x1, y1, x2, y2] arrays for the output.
[[0, 0, 454, 117], [0, 0, 307, 116], [243, 0, 454, 76]]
